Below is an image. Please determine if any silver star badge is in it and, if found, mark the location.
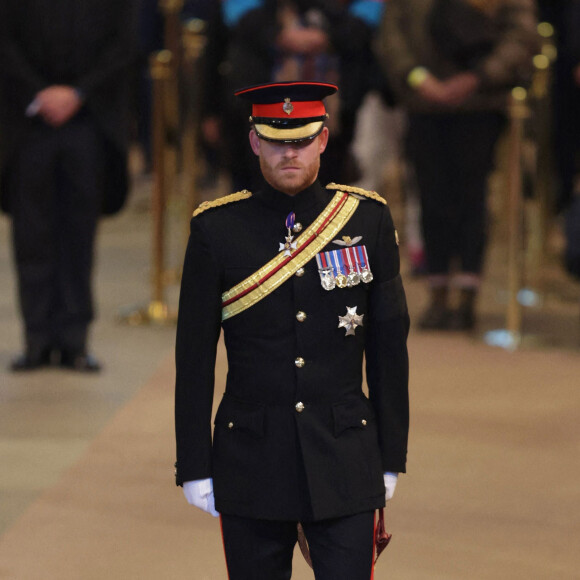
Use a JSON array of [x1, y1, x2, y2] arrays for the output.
[[338, 306, 364, 336]]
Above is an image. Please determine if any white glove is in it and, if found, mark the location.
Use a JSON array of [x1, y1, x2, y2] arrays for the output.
[[183, 478, 219, 517], [383, 472, 398, 502]]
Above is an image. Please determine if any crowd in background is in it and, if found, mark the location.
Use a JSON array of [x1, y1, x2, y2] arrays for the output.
[[135, 0, 580, 329], [1, 0, 580, 371]]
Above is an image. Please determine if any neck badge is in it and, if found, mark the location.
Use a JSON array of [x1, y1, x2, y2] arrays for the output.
[[279, 212, 298, 257]]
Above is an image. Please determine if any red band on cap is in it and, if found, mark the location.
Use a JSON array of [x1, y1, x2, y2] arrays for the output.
[[252, 100, 326, 119]]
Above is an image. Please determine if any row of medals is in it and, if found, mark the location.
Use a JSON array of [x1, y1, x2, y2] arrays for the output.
[[287, 216, 373, 291], [319, 265, 374, 291]]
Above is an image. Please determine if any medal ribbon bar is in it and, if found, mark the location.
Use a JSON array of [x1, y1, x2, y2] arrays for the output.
[[315, 245, 373, 290]]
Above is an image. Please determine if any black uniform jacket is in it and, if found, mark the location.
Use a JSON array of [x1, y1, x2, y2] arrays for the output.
[[175, 181, 409, 522], [0, 0, 137, 215]]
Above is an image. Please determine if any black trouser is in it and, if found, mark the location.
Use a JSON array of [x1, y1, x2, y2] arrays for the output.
[[9, 113, 104, 355], [405, 112, 504, 276], [220, 511, 375, 580]]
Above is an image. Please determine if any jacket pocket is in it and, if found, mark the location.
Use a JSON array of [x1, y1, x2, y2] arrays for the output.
[[214, 396, 266, 438], [332, 398, 375, 438]]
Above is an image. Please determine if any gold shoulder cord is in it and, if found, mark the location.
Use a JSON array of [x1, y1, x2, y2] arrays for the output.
[[192, 190, 252, 218], [328, 184, 399, 246], [326, 183, 387, 205]]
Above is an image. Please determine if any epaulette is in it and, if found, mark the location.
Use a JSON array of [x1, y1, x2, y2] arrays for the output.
[[192, 190, 252, 217], [326, 183, 387, 205]]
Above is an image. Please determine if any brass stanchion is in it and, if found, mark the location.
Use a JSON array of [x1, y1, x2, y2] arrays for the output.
[[159, 0, 183, 143], [485, 88, 529, 349], [118, 50, 177, 325], [506, 88, 529, 340], [159, 0, 185, 71], [526, 22, 557, 287], [155, 0, 184, 288]]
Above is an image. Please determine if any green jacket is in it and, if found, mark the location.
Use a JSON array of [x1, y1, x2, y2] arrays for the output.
[[377, 0, 540, 112]]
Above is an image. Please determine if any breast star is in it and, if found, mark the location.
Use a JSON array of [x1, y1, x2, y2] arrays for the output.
[[338, 306, 364, 336]]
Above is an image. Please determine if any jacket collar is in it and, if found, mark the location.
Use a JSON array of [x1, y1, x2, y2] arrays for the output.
[[254, 179, 327, 215]]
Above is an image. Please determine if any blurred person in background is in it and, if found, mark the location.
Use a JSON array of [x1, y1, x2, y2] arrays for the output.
[[540, 0, 580, 279], [200, 0, 383, 193], [537, 0, 580, 213], [377, 0, 539, 331], [0, 1, 138, 371]]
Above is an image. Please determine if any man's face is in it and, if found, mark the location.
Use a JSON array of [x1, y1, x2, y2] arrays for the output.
[[249, 127, 329, 195]]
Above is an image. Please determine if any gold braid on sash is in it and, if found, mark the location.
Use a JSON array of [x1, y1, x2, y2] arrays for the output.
[[221, 191, 359, 321]]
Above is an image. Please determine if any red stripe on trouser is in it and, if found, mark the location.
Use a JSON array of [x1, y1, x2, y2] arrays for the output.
[[370, 510, 377, 580], [219, 515, 231, 580]]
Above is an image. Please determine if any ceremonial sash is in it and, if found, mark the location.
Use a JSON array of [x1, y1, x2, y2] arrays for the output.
[[221, 191, 359, 321]]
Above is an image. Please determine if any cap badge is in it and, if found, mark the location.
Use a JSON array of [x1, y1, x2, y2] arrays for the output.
[[283, 98, 294, 116]]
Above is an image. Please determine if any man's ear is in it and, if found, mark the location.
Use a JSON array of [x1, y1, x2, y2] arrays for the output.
[[318, 126, 329, 154], [249, 129, 261, 156]]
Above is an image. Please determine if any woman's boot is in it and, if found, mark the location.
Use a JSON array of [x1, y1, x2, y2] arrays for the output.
[[418, 285, 450, 330], [449, 287, 477, 330]]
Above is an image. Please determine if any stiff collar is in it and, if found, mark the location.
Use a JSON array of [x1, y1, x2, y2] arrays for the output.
[[254, 180, 327, 215]]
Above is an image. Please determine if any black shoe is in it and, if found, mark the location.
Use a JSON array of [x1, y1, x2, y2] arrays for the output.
[[448, 307, 476, 330], [10, 349, 52, 372], [448, 288, 477, 331], [60, 351, 102, 373]]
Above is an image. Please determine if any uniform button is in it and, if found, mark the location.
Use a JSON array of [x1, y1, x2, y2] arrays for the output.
[[295, 267, 305, 277], [228, 422, 234, 429], [295, 402, 305, 413], [296, 311, 307, 322], [294, 357, 305, 368], [293, 222, 303, 233], [361, 419, 367, 426]]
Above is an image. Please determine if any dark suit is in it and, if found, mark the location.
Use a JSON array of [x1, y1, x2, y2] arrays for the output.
[[175, 181, 409, 524], [0, 0, 137, 357]]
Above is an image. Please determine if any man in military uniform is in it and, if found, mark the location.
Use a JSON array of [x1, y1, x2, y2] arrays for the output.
[[174, 81, 409, 579]]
